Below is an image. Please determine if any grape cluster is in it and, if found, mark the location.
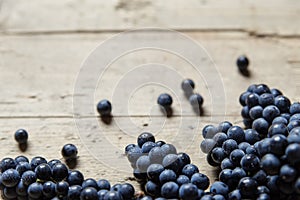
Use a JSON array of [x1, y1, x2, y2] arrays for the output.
[[200, 83, 300, 199], [125, 132, 217, 200], [0, 156, 135, 200]]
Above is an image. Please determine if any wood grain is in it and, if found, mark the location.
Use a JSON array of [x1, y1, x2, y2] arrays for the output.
[[0, 33, 299, 118], [0, 1, 300, 198], [0, 0, 300, 36]]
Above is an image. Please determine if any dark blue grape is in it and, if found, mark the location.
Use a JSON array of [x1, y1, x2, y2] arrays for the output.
[[287, 120, 300, 132], [238, 142, 250, 152], [162, 154, 180, 173], [14, 129, 28, 144], [240, 154, 260, 172], [145, 180, 160, 197], [179, 183, 199, 200], [191, 173, 210, 190], [127, 146, 142, 165], [96, 99, 112, 116], [181, 79, 195, 94], [268, 123, 288, 137], [97, 189, 108, 200], [119, 183, 134, 199], [16, 161, 31, 175], [221, 158, 234, 170], [97, 179, 110, 190], [217, 121, 233, 133], [285, 143, 300, 165], [147, 163, 164, 182], [56, 181, 69, 197], [252, 118, 269, 136], [1, 169, 20, 187], [279, 164, 297, 183], [239, 91, 251, 106], [252, 169, 267, 185], [202, 125, 218, 139], [16, 180, 27, 196], [290, 102, 300, 115], [211, 147, 227, 164], [249, 105, 263, 119], [80, 187, 98, 200], [244, 129, 260, 145], [241, 106, 250, 119], [157, 93, 173, 107], [35, 163, 52, 181], [237, 177, 258, 198], [30, 156, 47, 170], [232, 167, 247, 183], [200, 139, 216, 154], [42, 181, 56, 198], [27, 182, 43, 199], [21, 170, 36, 186], [270, 88, 282, 97], [161, 144, 177, 155], [51, 163, 68, 182], [247, 84, 257, 93], [14, 155, 29, 164], [3, 186, 17, 199], [176, 175, 190, 186], [136, 155, 151, 172], [253, 84, 271, 95], [47, 159, 61, 168], [159, 169, 177, 184], [213, 132, 228, 147], [161, 181, 179, 199], [259, 93, 274, 107], [260, 154, 281, 175], [256, 138, 271, 157], [67, 170, 84, 186], [246, 93, 260, 108], [137, 132, 155, 148], [229, 149, 245, 166], [262, 105, 280, 123], [82, 178, 98, 190], [210, 181, 229, 196], [274, 95, 291, 113], [67, 185, 82, 200], [222, 139, 238, 155], [141, 142, 157, 153], [272, 116, 288, 125], [290, 113, 300, 121], [0, 158, 16, 172], [227, 126, 245, 144], [269, 134, 288, 156], [149, 146, 165, 164], [228, 189, 242, 200], [133, 168, 147, 182], [177, 152, 191, 171], [236, 55, 249, 72], [62, 143, 78, 161], [287, 127, 300, 144], [189, 93, 204, 109]]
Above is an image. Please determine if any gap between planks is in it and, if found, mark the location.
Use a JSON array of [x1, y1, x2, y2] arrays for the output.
[[1, 29, 300, 39]]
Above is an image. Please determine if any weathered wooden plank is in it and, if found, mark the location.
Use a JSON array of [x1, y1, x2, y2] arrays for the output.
[[0, 116, 242, 193], [0, 0, 300, 35], [0, 32, 299, 118]]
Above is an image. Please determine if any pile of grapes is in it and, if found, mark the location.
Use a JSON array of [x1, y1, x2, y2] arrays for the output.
[[200, 83, 300, 200], [0, 83, 299, 200], [0, 155, 136, 200], [125, 133, 212, 199]]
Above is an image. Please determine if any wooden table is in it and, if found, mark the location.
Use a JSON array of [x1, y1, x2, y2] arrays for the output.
[[0, 0, 299, 197]]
